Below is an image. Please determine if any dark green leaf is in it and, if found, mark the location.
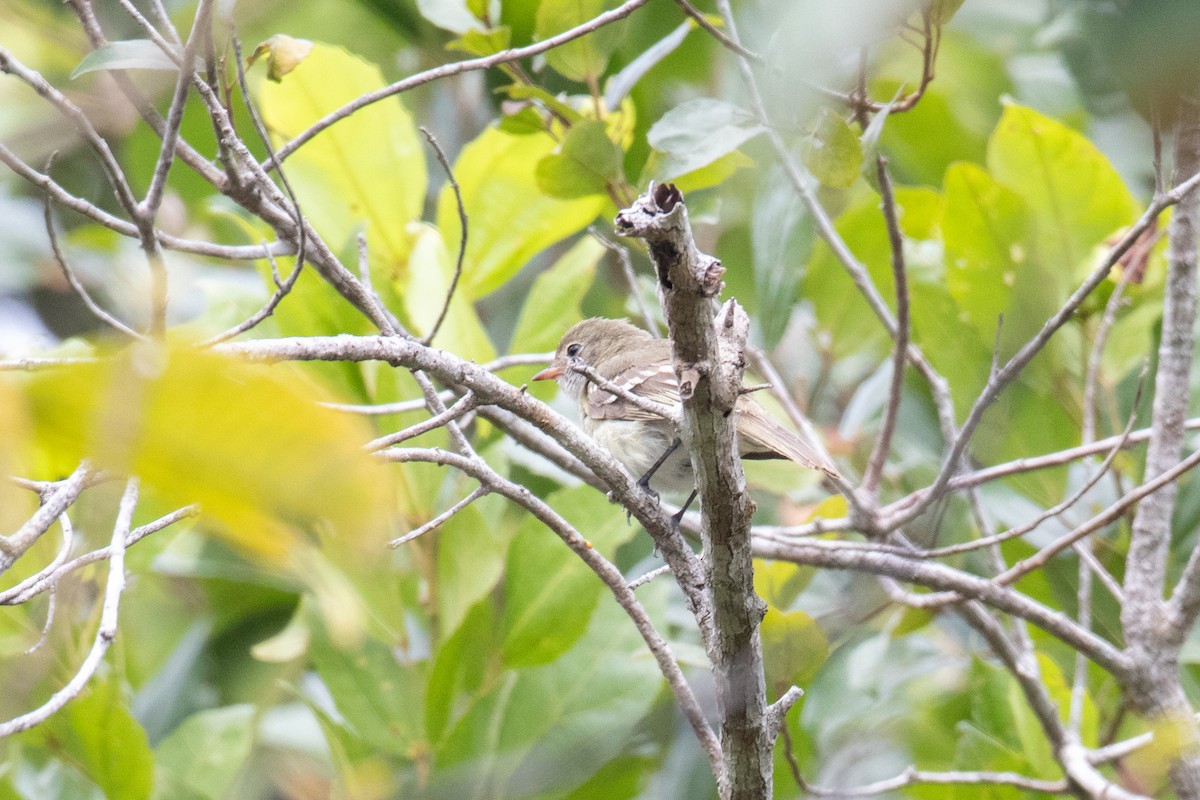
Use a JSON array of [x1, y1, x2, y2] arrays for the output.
[[535, 120, 624, 198]]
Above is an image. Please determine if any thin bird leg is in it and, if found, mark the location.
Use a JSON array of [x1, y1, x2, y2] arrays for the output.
[[671, 489, 698, 527], [638, 437, 682, 495]]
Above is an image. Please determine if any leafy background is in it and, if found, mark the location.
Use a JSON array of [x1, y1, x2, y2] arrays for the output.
[[0, 0, 1192, 797]]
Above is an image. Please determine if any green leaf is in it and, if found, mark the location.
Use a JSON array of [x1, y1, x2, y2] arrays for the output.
[[499, 85, 584, 124], [309, 629, 426, 755], [536, 120, 624, 198], [426, 600, 496, 745], [535, 0, 625, 83], [55, 681, 154, 800], [71, 40, 178, 79], [258, 42, 426, 278], [437, 504, 510, 639], [447, 26, 511, 57], [930, 0, 966, 25], [500, 486, 635, 667], [436, 125, 607, 298], [802, 108, 863, 189], [761, 608, 829, 694], [665, 149, 754, 194], [404, 223, 498, 362], [873, 32, 1011, 185], [509, 236, 604, 355], [435, 582, 664, 798], [153, 706, 256, 800], [987, 102, 1140, 284], [647, 98, 765, 180], [940, 162, 1032, 348], [752, 167, 814, 347]]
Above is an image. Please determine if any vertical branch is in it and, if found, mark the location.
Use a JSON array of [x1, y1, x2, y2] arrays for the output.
[[861, 155, 909, 497], [616, 184, 769, 800], [1123, 96, 1200, 799]]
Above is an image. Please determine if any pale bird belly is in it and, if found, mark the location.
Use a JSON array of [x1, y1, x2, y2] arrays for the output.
[[584, 418, 694, 495]]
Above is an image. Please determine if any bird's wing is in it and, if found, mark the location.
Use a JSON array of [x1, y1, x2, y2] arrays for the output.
[[735, 396, 842, 479], [584, 361, 681, 421]]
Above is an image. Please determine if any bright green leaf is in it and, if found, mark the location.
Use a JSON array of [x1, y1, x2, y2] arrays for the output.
[[27, 344, 391, 561], [535, 119, 623, 198], [437, 504, 510, 639], [448, 26, 511, 56], [246, 35, 313, 82], [499, 85, 585, 124], [258, 42, 426, 279], [404, 223, 497, 362], [437, 125, 606, 298], [987, 102, 1140, 284], [535, 0, 625, 83], [509, 236, 604, 355], [153, 706, 255, 800], [761, 608, 829, 694]]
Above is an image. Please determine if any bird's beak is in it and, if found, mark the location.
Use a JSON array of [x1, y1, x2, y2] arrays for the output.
[[531, 364, 563, 381]]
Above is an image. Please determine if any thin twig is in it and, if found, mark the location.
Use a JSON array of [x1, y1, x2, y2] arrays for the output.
[[0, 479, 137, 738], [590, 226, 659, 335], [368, 392, 477, 451], [265, 0, 652, 170], [861, 155, 909, 496], [670, 0, 762, 62], [419, 127, 467, 347], [198, 243, 304, 346], [387, 486, 488, 548]]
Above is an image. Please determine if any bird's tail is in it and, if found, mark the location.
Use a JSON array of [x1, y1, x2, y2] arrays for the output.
[[736, 398, 841, 480]]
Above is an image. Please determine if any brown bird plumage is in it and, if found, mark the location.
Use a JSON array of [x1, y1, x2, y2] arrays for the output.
[[533, 318, 839, 494]]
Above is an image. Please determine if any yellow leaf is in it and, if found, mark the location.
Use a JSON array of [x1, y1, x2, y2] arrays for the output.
[[258, 43, 426, 276], [27, 343, 390, 562], [437, 125, 606, 298]]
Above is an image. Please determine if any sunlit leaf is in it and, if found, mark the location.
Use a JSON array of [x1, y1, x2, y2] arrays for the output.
[[761, 608, 828, 694], [436, 125, 607, 298], [988, 102, 1140, 285], [509, 236, 604, 356], [258, 42, 426, 280], [417, 0, 484, 33], [404, 223, 497, 362], [535, 0, 626, 83], [447, 26, 511, 56], [27, 343, 390, 561]]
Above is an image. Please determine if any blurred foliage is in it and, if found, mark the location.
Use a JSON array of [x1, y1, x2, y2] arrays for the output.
[[0, 0, 1188, 797]]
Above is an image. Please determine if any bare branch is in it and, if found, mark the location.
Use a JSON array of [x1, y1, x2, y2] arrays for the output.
[[265, 0, 652, 170], [387, 486, 488, 548], [0, 478, 137, 738], [379, 446, 723, 775], [419, 126, 467, 347]]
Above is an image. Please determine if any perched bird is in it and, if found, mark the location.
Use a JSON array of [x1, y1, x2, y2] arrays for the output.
[[532, 318, 839, 500]]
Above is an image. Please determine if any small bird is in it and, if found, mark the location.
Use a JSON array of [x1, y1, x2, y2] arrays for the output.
[[532, 318, 839, 500]]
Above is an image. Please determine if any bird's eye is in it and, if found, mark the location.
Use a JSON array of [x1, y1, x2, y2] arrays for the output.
[[566, 343, 582, 357]]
